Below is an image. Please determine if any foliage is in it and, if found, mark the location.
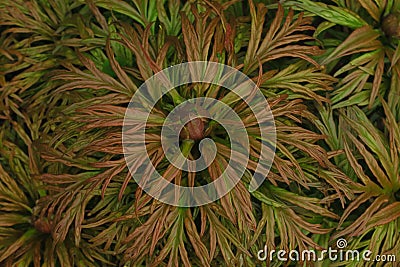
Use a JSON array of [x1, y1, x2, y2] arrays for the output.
[[0, 0, 399, 266]]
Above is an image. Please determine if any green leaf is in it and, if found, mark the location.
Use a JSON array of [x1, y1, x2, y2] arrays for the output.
[[287, 0, 368, 29]]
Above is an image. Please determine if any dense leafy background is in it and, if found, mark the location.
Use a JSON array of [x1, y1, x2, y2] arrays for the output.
[[0, 0, 399, 266]]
